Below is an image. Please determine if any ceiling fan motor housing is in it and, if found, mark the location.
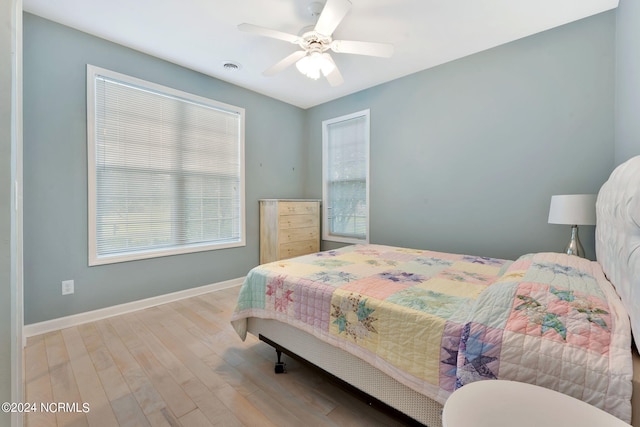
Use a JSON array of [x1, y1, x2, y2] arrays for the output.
[[299, 31, 332, 52]]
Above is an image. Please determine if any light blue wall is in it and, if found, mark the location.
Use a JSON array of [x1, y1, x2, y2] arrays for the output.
[[615, 0, 640, 164], [23, 13, 307, 324], [305, 12, 616, 261], [1, 0, 15, 422]]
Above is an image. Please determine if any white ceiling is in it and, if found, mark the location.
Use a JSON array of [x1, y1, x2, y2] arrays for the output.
[[23, 0, 618, 109]]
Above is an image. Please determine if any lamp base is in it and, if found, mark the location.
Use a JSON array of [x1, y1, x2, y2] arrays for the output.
[[564, 225, 585, 258]]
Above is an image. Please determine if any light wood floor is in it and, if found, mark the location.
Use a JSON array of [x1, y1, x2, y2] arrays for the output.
[[25, 286, 407, 427]]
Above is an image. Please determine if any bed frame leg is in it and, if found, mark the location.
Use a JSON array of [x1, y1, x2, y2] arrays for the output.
[[274, 349, 286, 374]]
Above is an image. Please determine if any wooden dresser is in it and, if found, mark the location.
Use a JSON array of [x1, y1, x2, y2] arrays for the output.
[[259, 199, 321, 264]]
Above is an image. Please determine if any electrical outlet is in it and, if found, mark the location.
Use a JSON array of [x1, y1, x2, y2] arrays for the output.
[[62, 280, 74, 295]]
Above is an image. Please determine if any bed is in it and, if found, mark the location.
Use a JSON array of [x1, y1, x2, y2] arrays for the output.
[[231, 155, 640, 426]]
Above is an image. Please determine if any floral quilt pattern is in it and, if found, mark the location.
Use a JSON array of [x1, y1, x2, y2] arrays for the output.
[[455, 253, 631, 422], [231, 246, 632, 422], [331, 293, 378, 341]]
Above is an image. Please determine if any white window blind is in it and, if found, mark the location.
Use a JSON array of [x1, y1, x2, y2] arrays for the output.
[[322, 110, 370, 244], [87, 65, 245, 265]]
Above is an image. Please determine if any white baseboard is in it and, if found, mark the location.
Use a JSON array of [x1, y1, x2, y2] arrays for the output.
[[23, 277, 245, 338]]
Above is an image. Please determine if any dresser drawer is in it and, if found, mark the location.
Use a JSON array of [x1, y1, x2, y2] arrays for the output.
[[279, 214, 318, 229], [278, 226, 319, 244], [279, 239, 320, 260], [278, 201, 319, 216]]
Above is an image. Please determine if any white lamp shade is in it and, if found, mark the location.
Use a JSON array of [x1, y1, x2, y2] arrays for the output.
[[296, 52, 335, 80], [548, 194, 597, 225]]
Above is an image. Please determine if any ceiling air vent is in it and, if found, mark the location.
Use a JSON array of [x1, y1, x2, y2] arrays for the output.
[[222, 61, 241, 72]]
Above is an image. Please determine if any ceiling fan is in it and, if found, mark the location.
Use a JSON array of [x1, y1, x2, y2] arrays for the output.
[[238, 0, 394, 86]]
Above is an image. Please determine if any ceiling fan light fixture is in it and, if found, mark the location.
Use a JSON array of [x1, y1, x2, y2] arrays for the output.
[[296, 55, 319, 79], [296, 52, 335, 80]]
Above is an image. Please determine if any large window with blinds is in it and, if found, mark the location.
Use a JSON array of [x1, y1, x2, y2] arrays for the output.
[[322, 109, 370, 244], [87, 65, 245, 266]]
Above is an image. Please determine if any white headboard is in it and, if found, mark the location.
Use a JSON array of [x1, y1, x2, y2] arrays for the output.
[[596, 155, 640, 351]]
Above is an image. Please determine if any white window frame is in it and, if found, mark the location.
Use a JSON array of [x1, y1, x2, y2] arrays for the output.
[[87, 65, 245, 266], [322, 109, 370, 244]]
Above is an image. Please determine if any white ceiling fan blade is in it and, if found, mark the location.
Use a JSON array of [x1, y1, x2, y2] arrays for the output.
[[263, 50, 307, 76], [331, 39, 394, 57], [322, 54, 344, 87], [314, 0, 352, 36], [238, 23, 300, 44]]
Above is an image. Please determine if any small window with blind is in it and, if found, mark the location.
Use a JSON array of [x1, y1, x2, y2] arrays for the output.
[[86, 65, 245, 266], [322, 109, 370, 244]]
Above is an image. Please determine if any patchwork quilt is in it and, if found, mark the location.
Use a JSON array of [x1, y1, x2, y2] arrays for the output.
[[230, 245, 632, 422]]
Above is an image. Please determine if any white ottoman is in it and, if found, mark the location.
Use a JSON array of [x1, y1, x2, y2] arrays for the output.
[[442, 380, 629, 427]]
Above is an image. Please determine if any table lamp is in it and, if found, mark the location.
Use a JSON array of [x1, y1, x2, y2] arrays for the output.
[[548, 194, 597, 258]]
